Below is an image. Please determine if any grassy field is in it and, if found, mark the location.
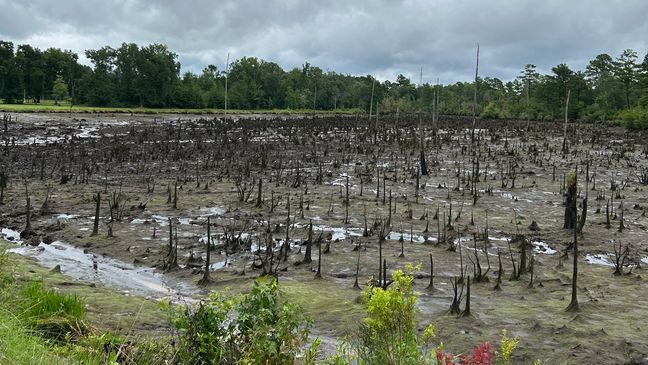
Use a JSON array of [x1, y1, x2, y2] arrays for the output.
[[0, 100, 363, 115], [0, 243, 172, 365]]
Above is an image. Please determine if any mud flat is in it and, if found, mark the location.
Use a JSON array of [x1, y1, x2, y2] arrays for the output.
[[1, 112, 647, 363]]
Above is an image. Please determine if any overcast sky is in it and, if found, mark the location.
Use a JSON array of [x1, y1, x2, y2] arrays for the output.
[[1, 0, 647, 84]]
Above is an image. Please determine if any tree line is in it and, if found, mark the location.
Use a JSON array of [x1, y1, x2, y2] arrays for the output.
[[0, 40, 647, 127]]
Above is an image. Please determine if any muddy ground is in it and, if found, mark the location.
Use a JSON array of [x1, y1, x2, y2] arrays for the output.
[[1, 112, 647, 364]]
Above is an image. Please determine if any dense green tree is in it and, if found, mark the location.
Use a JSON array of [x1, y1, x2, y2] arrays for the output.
[[282, 67, 306, 109], [135, 44, 179, 107], [197, 64, 225, 108], [257, 61, 285, 108], [584, 54, 623, 119], [639, 52, 648, 106], [42, 48, 75, 98], [15, 44, 45, 102], [516, 64, 540, 115], [114, 43, 140, 105], [568, 71, 594, 118], [170, 72, 203, 108], [586, 54, 615, 89], [551, 63, 574, 104], [614, 49, 640, 109], [381, 75, 418, 113], [0, 41, 22, 103], [228, 57, 265, 109], [52, 75, 68, 104], [81, 46, 116, 106]]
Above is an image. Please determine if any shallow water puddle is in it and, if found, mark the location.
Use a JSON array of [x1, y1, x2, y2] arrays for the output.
[[2, 228, 195, 299], [209, 260, 228, 270], [387, 231, 426, 243], [178, 218, 192, 225], [14, 135, 65, 145], [199, 206, 226, 217], [452, 235, 557, 256], [1, 228, 22, 242], [585, 254, 615, 267], [56, 214, 80, 220], [532, 241, 557, 255], [14, 125, 101, 145], [314, 225, 363, 241]]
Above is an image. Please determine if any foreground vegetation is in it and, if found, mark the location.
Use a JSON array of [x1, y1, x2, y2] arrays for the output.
[[0, 245, 171, 364], [1, 244, 524, 364], [1, 40, 647, 128]]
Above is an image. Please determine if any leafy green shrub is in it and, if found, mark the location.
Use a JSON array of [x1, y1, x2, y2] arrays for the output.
[[169, 290, 234, 364], [169, 277, 311, 364], [480, 102, 501, 119], [617, 106, 648, 130], [582, 103, 617, 123], [327, 267, 520, 365], [499, 329, 519, 365], [359, 265, 431, 364], [237, 278, 311, 364]]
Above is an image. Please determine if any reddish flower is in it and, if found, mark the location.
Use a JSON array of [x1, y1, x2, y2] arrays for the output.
[[471, 342, 496, 365], [456, 342, 496, 365]]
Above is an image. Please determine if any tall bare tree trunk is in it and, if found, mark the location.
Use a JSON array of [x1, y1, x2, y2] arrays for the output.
[[200, 217, 212, 284], [526, 78, 531, 130], [471, 44, 480, 144], [562, 89, 571, 153], [369, 78, 375, 121], [564, 166, 577, 229], [303, 221, 313, 263], [566, 208, 580, 312], [91, 192, 100, 236], [21, 184, 34, 238], [578, 163, 589, 234], [224, 52, 230, 119]]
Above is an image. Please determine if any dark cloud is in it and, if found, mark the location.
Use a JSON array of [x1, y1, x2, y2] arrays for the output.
[[1, 0, 646, 83]]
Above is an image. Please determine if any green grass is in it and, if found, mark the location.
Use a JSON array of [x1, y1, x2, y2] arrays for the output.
[[1, 254, 87, 343], [0, 100, 363, 115], [21, 281, 85, 322], [0, 242, 169, 337], [0, 243, 172, 364], [280, 278, 365, 335], [0, 309, 73, 365], [0, 249, 80, 364], [0, 307, 162, 365]]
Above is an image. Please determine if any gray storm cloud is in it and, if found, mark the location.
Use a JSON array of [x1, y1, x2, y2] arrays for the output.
[[1, 0, 647, 83]]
